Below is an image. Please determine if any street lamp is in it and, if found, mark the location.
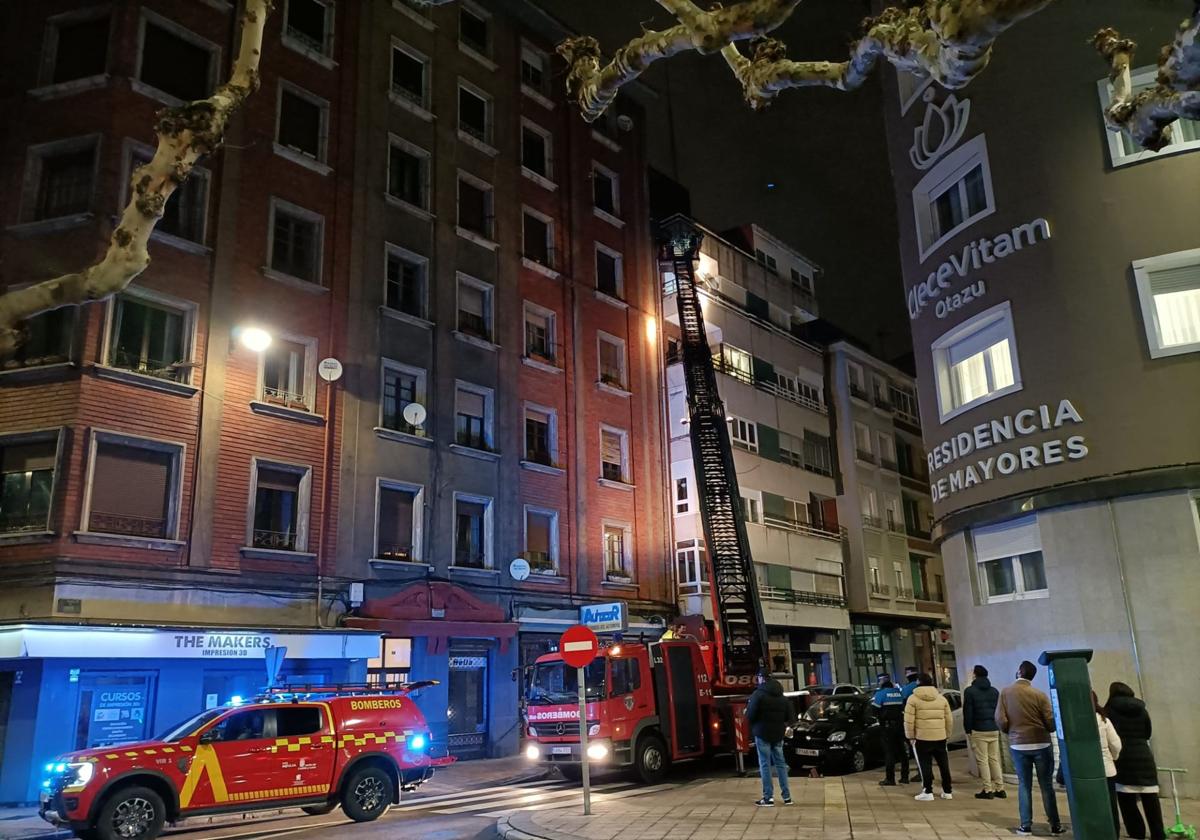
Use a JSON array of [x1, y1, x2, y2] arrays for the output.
[[238, 326, 272, 353]]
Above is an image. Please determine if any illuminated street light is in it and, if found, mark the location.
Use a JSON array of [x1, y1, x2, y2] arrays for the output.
[[238, 326, 272, 353]]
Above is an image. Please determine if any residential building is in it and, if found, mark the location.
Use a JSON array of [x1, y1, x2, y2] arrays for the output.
[[660, 219, 849, 686], [0, 0, 369, 803], [333, 0, 672, 760], [823, 336, 953, 688], [880, 1, 1200, 794]]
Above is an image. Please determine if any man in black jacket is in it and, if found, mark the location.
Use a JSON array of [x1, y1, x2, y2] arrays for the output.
[[963, 664, 1005, 799], [747, 667, 793, 807]]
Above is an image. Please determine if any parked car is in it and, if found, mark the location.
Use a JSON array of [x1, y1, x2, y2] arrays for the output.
[[787, 683, 862, 712], [942, 688, 966, 745], [785, 694, 882, 774]]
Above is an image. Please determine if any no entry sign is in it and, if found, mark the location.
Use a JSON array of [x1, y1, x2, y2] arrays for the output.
[[559, 625, 599, 669]]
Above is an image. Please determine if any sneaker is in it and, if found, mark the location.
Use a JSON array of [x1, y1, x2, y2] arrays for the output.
[[1013, 828, 1033, 837], [914, 792, 935, 802], [755, 798, 774, 807], [975, 791, 994, 800], [1050, 826, 1067, 836], [879, 780, 898, 787], [782, 797, 793, 805], [941, 792, 954, 800], [993, 790, 1008, 799]]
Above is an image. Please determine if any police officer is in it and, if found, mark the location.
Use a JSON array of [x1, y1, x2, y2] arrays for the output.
[[872, 674, 910, 785]]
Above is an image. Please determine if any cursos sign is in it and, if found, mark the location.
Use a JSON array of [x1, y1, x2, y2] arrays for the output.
[[579, 602, 627, 634]]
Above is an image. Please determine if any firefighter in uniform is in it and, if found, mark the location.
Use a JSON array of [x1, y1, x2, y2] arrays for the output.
[[872, 674, 910, 785]]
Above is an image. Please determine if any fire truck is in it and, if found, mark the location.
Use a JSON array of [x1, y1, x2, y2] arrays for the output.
[[524, 217, 771, 783], [39, 683, 453, 840]]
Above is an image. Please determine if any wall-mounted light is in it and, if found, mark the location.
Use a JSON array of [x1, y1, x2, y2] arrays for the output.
[[644, 315, 657, 343], [237, 326, 272, 353]]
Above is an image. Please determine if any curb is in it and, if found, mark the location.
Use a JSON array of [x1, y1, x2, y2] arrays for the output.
[[496, 814, 548, 840], [496, 811, 582, 840]]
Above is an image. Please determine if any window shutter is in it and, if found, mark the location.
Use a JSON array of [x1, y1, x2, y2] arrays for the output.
[[972, 515, 1040, 562], [459, 285, 484, 317], [90, 442, 172, 523], [1147, 263, 1200, 295], [752, 355, 774, 385], [526, 513, 550, 553], [761, 492, 788, 522], [457, 389, 485, 418], [745, 292, 770, 320], [947, 317, 1008, 365], [1, 440, 57, 472], [767, 563, 791, 589], [378, 488, 414, 547], [601, 431, 622, 463], [756, 423, 780, 461]]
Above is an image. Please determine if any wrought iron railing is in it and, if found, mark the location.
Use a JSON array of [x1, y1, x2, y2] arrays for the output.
[[90, 512, 167, 538], [895, 586, 915, 600], [253, 528, 297, 551], [762, 515, 844, 542], [758, 584, 846, 608], [862, 514, 883, 529], [110, 349, 186, 382], [263, 386, 308, 409], [0, 511, 50, 533], [869, 581, 891, 597], [377, 543, 414, 562]]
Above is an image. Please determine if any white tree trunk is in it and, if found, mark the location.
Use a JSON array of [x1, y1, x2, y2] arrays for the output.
[[0, 0, 273, 357]]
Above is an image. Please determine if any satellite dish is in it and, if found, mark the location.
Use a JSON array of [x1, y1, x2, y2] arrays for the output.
[[317, 358, 343, 382], [509, 558, 531, 581], [617, 114, 634, 132], [402, 402, 427, 428]]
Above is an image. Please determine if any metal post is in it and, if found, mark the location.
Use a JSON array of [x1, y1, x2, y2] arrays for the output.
[[577, 665, 592, 815]]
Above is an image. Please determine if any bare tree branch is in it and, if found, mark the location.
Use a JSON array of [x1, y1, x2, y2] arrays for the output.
[[1094, 8, 1200, 151], [0, 0, 274, 357]]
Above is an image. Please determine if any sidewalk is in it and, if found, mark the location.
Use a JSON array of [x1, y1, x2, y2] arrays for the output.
[[499, 752, 1198, 840], [0, 755, 545, 840]]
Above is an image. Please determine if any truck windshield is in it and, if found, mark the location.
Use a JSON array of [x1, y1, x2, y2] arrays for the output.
[[528, 659, 606, 705], [157, 708, 226, 741]]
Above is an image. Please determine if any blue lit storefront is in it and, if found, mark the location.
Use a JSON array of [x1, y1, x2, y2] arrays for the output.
[[0, 624, 379, 804]]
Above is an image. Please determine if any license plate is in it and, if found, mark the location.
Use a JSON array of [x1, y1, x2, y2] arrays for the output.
[[551, 746, 572, 755], [796, 748, 821, 757]]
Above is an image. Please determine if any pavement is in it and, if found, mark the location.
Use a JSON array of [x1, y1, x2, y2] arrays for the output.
[[497, 750, 1200, 840]]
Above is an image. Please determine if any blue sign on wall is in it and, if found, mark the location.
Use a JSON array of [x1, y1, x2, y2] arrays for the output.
[[580, 602, 627, 633]]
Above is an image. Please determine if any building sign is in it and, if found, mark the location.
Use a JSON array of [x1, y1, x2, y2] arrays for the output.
[[908, 218, 1052, 320], [579, 602, 627, 634], [928, 399, 1089, 501], [78, 674, 153, 748]]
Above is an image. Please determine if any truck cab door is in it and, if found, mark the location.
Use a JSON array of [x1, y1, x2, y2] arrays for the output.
[[270, 704, 335, 799], [607, 656, 650, 745]]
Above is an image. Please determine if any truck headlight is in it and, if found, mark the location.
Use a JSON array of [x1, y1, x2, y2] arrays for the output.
[[66, 763, 94, 788], [828, 731, 847, 743], [525, 744, 541, 760], [586, 742, 608, 761], [588, 724, 600, 737]]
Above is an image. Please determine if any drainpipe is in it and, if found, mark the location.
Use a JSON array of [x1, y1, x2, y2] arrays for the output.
[[1106, 501, 1144, 697]]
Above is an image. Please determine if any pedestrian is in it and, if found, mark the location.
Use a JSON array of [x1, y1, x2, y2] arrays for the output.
[[904, 672, 953, 801], [746, 668, 793, 807], [901, 666, 920, 703], [996, 660, 1064, 837], [1105, 681, 1165, 840], [1093, 689, 1123, 836], [963, 664, 1006, 800], [871, 674, 909, 786]]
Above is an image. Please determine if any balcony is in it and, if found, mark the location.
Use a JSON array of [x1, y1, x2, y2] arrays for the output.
[[869, 581, 891, 597], [879, 457, 899, 473], [899, 463, 930, 490], [885, 514, 905, 534], [710, 353, 753, 386], [849, 382, 868, 401], [895, 586, 915, 600], [762, 515, 845, 543], [905, 521, 933, 542], [856, 449, 876, 464], [873, 394, 894, 413], [862, 514, 883, 530], [758, 584, 846, 609], [916, 596, 946, 614]]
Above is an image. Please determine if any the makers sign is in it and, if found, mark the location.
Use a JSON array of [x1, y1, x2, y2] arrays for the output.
[[928, 398, 1090, 502]]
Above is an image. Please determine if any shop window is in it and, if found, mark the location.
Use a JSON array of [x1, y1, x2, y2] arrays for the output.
[[85, 434, 181, 540], [604, 523, 632, 580], [126, 144, 209, 244], [368, 637, 412, 685], [259, 334, 315, 411], [106, 290, 194, 382], [391, 42, 428, 109], [600, 427, 628, 483], [41, 10, 110, 86], [0, 435, 59, 535], [250, 461, 311, 553], [595, 245, 623, 299], [74, 673, 156, 749], [1099, 65, 1200, 166], [931, 301, 1021, 421], [598, 332, 626, 389], [912, 134, 994, 261], [380, 360, 426, 437], [384, 244, 427, 320], [387, 137, 429, 210], [1132, 247, 1200, 358], [284, 0, 334, 59], [24, 136, 98, 222], [453, 494, 492, 568], [277, 83, 328, 163], [524, 507, 558, 573], [376, 482, 422, 562], [974, 515, 1047, 603], [137, 13, 217, 103], [455, 383, 493, 451], [269, 199, 324, 285]]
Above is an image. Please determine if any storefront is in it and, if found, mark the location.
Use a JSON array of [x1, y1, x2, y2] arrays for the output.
[[0, 623, 379, 805]]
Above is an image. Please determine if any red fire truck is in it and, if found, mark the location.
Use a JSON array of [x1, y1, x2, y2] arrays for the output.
[[39, 684, 453, 840], [524, 217, 772, 783]]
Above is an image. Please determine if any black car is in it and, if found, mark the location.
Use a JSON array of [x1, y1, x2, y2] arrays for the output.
[[785, 694, 884, 774]]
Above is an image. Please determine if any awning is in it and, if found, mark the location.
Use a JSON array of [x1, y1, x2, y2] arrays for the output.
[[347, 581, 518, 654]]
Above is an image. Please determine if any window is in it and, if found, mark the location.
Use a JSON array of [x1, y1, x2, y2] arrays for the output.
[[275, 707, 322, 737], [604, 523, 632, 580], [284, 0, 334, 58], [368, 638, 412, 685], [910, 554, 930, 600], [595, 245, 623, 299], [521, 121, 553, 180], [457, 174, 494, 240], [137, 14, 217, 103], [755, 249, 778, 274], [600, 427, 628, 483], [592, 163, 619, 217], [387, 137, 429, 210], [674, 476, 690, 514], [729, 417, 757, 452], [524, 508, 558, 573], [277, 83, 327, 162], [456, 274, 493, 342], [894, 562, 909, 596], [740, 493, 761, 524], [523, 303, 556, 364], [268, 199, 324, 285], [454, 383, 493, 451], [597, 332, 626, 388], [458, 82, 492, 145], [522, 208, 554, 268], [380, 360, 426, 437], [862, 488, 880, 528], [802, 431, 832, 476], [973, 515, 1048, 603], [458, 4, 489, 57], [107, 290, 193, 382], [376, 481, 422, 561], [790, 267, 814, 294], [521, 43, 549, 95], [854, 423, 873, 461], [0, 307, 74, 369], [877, 432, 896, 468], [524, 405, 555, 466], [912, 134, 994, 261], [261, 336, 314, 411], [1132, 248, 1200, 358], [42, 11, 109, 86], [209, 709, 267, 742], [1099, 65, 1200, 166], [885, 495, 903, 531], [610, 658, 641, 696], [384, 245, 427, 320], [126, 144, 208, 244], [251, 462, 310, 552], [778, 431, 804, 468], [931, 301, 1022, 420], [0, 436, 58, 535], [25, 137, 98, 222], [719, 344, 752, 383], [676, 539, 709, 594], [85, 434, 181, 540], [847, 361, 866, 398], [453, 494, 491, 568], [391, 42, 428, 109]]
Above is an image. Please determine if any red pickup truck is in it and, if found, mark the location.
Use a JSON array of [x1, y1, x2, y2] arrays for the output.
[[39, 686, 452, 840]]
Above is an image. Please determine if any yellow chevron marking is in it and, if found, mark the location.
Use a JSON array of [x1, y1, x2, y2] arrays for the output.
[[178, 744, 228, 808]]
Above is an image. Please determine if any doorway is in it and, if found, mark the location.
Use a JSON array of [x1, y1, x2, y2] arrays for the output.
[[447, 649, 489, 759]]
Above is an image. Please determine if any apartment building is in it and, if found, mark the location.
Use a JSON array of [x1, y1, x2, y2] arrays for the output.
[[661, 220, 849, 686]]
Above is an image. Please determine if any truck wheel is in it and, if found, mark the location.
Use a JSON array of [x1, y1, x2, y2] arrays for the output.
[[301, 803, 339, 816], [341, 765, 393, 822], [95, 786, 165, 840], [634, 734, 669, 785]]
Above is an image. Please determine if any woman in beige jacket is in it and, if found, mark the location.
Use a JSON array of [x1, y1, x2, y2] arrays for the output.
[[904, 673, 954, 801]]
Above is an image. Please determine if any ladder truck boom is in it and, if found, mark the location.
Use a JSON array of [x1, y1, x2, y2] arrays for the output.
[[658, 215, 770, 690]]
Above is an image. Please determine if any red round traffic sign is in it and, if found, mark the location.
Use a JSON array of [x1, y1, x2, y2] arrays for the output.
[[559, 625, 600, 669]]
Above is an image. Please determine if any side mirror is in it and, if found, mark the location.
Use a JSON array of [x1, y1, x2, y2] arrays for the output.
[[199, 728, 219, 744]]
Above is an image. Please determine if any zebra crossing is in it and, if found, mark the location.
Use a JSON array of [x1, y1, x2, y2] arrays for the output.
[[390, 776, 677, 818]]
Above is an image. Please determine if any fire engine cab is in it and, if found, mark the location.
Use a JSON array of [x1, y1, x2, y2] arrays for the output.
[[39, 684, 452, 840]]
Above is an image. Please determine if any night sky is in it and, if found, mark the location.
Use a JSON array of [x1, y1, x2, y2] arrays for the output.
[[536, 0, 911, 362]]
